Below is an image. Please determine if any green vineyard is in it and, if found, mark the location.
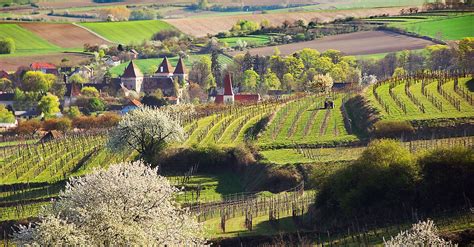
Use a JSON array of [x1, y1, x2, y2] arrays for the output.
[[367, 74, 474, 120], [258, 94, 357, 148]]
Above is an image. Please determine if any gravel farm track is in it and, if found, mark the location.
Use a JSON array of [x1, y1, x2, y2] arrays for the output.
[[18, 23, 110, 48], [229, 30, 437, 56], [165, 6, 410, 37]]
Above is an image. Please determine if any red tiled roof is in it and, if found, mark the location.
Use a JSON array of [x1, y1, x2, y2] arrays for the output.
[[235, 94, 260, 102], [223, 73, 234, 96], [129, 99, 142, 107], [122, 60, 143, 78], [174, 57, 186, 74], [30, 62, 56, 70], [156, 57, 173, 74]]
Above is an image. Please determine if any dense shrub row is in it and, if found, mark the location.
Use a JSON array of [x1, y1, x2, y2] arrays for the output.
[[314, 139, 474, 224]]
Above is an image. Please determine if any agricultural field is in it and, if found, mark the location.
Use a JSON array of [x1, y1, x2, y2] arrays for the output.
[[109, 54, 233, 77], [0, 133, 133, 221], [258, 94, 357, 148], [367, 75, 474, 120], [79, 20, 176, 44], [365, 12, 474, 40], [0, 23, 60, 54], [219, 35, 271, 48], [19, 22, 110, 48], [165, 7, 406, 37], [229, 31, 435, 56]]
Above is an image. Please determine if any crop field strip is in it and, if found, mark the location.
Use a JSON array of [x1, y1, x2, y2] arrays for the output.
[[368, 73, 474, 120], [0, 23, 60, 54], [79, 20, 176, 44]]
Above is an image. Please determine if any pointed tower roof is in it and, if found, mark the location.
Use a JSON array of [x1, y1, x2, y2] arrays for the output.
[[156, 57, 173, 74], [223, 73, 234, 96], [174, 57, 186, 74], [122, 60, 143, 78]]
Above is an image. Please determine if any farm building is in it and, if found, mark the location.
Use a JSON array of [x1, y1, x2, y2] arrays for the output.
[[212, 74, 260, 104], [120, 57, 187, 99], [30, 62, 58, 75]]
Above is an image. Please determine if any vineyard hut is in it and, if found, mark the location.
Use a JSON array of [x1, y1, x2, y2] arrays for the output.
[[324, 98, 334, 109], [39, 130, 63, 143]]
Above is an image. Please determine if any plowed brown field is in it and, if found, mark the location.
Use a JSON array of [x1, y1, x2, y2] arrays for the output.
[[0, 53, 92, 72], [229, 31, 436, 56], [166, 7, 408, 37], [19, 23, 109, 48]]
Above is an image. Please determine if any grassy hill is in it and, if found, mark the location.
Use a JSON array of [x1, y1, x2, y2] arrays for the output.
[[0, 24, 60, 55], [79, 20, 176, 44]]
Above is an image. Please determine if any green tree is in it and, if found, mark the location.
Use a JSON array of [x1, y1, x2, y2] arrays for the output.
[[0, 105, 15, 123], [242, 69, 259, 92], [211, 50, 222, 85], [67, 106, 82, 118], [322, 49, 342, 64], [316, 139, 416, 218], [189, 56, 215, 89], [392, 67, 407, 78], [298, 48, 320, 69], [22, 71, 56, 92], [282, 73, 296, 92], [284, 56, 304, 80], [329, 64, 346, 82], [263, 70, 281, 90], [81, 86, 100, 97], [198, 0, 209, 10], [38, 93, 60, 116], [87, 97, 106, 113], [458, 37, 474, 71], [314, 56, 334, 74], [69, 74, 86, 84], [0, 38, 15, 54]]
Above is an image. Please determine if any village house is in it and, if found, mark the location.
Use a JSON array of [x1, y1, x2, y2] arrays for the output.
[[30, 62, 58, 75], [120, 57, 187, 103], [211, 73, 260, 104]]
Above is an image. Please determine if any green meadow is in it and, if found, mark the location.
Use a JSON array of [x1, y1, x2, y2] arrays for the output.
[[219, 35, 271, 48], [80, 20, 176, 44]]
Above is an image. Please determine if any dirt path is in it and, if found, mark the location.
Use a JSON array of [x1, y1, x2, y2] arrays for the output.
[[229, 31, 436, 56]]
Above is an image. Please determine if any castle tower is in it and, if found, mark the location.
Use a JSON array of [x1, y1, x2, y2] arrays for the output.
[[223, 73, 234, 104], [155, 57, 173, 77], [173, 57, 187, 84], [121, 60, 143, 93]]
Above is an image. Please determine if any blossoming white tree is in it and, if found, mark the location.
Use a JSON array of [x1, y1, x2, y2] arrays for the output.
[[13, 161, 206, 246], [384, 220, 455, 247], [109, 106, 185, 162]]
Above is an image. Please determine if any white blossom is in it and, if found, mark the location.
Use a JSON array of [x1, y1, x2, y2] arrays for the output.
[[384, 220, 456, 247], [13, 161, 206, 246], [109, 106, 185, 160]]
